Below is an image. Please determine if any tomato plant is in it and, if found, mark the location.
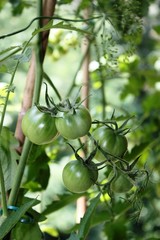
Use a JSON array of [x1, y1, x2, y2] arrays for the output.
[[0, 0, 155, 239], [62, 160, 98, 193], [22, 106, 58, 145], [91, 126, 128, 162], [55, 105, 92, 139]]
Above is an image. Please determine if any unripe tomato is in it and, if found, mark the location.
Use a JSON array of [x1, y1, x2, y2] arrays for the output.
[[110, 173, 133, 193], [55, 105, 92, 139], [62, 160, 98, 193], [22, 106, 57, 145], [91, 126, 128, 162]]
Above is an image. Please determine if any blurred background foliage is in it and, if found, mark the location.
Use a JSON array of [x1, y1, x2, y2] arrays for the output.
[[0, 0, 160, 239]]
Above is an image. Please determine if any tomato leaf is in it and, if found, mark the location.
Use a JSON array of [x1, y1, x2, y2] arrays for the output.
[[103, 216, 127, 240], [42, 193, 86, 215], [124, 141, 151, 161], [12, 47, 32, 62], [32, 21, 92, 37], [0, 58, 17, 74], [0, 127, 19, 192], [0, 45, 21, 57], [23, 150, 50, 191], [66, 194, 100, 240], [77, 193, 101, 239], [66, 232, 80, 240], [10, 222, 43, 240], [0, 198, 38, 239], [153, 25, 160, 35]]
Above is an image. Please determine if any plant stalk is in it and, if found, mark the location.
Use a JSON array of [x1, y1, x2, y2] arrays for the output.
[[0, 149, 8, 217], [8, 139, 32, 205], [0, 61, 19, 217], [8, 0, 44, 206]]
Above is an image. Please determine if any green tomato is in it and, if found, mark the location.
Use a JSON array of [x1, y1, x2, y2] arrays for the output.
[[55, 105, 92, 139], [91, 126, 128, 162], [62, 160, 98, 193], [110, 173, 133, 193], [22, 106, 57, 145]]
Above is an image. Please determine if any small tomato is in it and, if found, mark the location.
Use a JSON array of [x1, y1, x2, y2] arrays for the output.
[[22, 106, 57, 145], [62, 160, 98, 193]]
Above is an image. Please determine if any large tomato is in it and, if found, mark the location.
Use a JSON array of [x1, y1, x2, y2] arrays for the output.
[[55, 105, 92, 139], [62, 160, 98, 193], [22, 106, 57, 145], [91, 126, 128, 162]]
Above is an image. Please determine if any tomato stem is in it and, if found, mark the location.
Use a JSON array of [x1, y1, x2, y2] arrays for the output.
[[43, 72, 62, 101], [8, 139, 32, 205], [8, 2, 43, 206], [67, 142, 84, 163], [0, 143, 8, 217], [0, 36, 34, 218]]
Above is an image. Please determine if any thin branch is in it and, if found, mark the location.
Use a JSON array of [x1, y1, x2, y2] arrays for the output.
[[0, 16, 101, 40]]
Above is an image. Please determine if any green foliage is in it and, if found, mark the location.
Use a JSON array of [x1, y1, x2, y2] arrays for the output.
[[0, 0, 160, 239], [11, 222, 43, 240], [0, 127, 19, 192], [103, 216, 127, 240], [23, 152, 50, 191], [9, 0, 34, 15], [42, 193, 86, 215], [0, 0, 6, 11], [67, 194, 100, 240], [0, 198, 39, 239]]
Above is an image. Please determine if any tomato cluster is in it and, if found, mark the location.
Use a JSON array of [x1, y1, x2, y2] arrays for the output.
[[22, 87, 139, 194], [22, 102, 92, 144]]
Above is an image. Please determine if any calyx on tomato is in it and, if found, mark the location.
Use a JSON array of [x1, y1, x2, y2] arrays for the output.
[[36, 84, 92, 140]]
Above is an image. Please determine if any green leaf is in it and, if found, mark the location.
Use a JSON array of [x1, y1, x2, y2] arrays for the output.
[[120, 75, 145, 99], [153, 25, 160, 35], [103, 216, 127, 240], [58, 0, 73, 4], [0, 0, 6, 10], [0, 64, 8, 73], [27, 144, 45, 163], [142, 92, 160, 112], [13, 47, 32, 62], [9, 0, 33, 15], [10, 222, 43, 240], [0, 58, 16, 74], [23, 147, 50, 191], [32, 20, 54, 36], [32, 21, 92, 37], [90, 210, 112, 227], [0, 198, 38, 238], [0, 45, 21, 57], [16, 193, 46, 223], [0, 127, 19, 192], [42, 193, 86, 215], [77, 193, 101, 239], [67, 232, 80, 240], [124, 141, 152, 161]]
